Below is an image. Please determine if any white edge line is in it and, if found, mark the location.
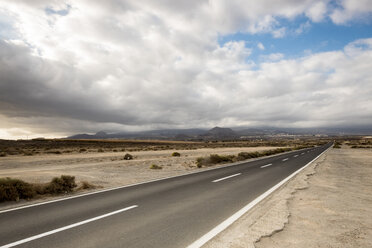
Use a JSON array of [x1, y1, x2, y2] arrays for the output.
[[186, 144, 332, 248], [0, 145, 324, 214], [0, 205, 138, 248], [212, 173, 241, 183], [260, 163, 272, 168]]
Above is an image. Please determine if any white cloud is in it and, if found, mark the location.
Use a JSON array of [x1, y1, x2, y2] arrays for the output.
[[0, 1, 371, 137], [272, 27, 286, 38], [295, 21, 311, 35], [257, 42, 265, 50], [305, 1, 328, 22], [260, 53, 284, 61], [330, 0, 372, 24]]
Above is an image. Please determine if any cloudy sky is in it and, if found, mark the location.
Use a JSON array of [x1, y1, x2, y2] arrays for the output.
[[1, 0, 372, 139]]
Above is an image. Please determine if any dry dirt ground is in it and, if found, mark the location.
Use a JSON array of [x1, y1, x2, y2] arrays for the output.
[[0, 146, 280, 209], [205, 147, 372, 248]]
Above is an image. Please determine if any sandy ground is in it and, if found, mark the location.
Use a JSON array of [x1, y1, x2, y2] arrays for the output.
[[205, 147, 372, 248], [0, 146, 281, 210], [0, 147, 282, 186]]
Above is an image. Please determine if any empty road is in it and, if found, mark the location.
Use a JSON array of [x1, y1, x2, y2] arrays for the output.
[[0, 143, 332, 248]]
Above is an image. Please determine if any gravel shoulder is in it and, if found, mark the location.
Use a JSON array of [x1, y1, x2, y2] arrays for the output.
[[205, 147, 372, 248]]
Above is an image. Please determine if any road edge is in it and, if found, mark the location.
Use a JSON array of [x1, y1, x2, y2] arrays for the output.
[[186, 144, 333, 248], [0, 146, 316, 214]]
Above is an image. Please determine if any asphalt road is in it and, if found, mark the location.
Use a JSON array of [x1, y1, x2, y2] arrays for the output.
[[0, 143, 332, 248]]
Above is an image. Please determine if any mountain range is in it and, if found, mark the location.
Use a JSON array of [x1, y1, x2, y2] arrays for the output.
[[66, 126, 372, 140]]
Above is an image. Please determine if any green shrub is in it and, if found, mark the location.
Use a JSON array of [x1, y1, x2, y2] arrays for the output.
[[0, 178, 35, 202], [45, 175, 77, 194], [150, 164, 162, 170], [124, 153, 133, 160], [172, 152, 181, 157]]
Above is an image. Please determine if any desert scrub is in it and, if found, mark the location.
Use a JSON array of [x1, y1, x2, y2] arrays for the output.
[[0, 175, 78, 202], [209, 154, 235, 163], [150, 164, 162, 170], [0, 178, 35, 202], [79, 181, 96, 190], [97, 148, 104, 153], [0, 152, 6, 157], [79, 148, 87, 153], [124, 153, 133, 160], [196, 154, 235, 167], [333, 143, 341, 148], [197, 148, 294, 167], [172, 152, 181, 157], [45, 175, 77, 194]]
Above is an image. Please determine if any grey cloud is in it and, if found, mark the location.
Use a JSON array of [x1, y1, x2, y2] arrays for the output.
[[0, 1, 372, 138]]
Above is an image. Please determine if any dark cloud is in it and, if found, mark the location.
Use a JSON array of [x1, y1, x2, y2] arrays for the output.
[[0, 1, 372, 138]]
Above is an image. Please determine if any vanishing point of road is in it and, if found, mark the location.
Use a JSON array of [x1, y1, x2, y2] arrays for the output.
[[0, 143, 332, 248]]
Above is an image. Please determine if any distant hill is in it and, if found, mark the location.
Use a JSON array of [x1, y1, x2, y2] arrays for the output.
[[67, 129, 207, 140], [199, 127, 238, 140], [66, 126, 372, 140]]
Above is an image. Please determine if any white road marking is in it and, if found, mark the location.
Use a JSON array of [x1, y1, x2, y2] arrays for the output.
[[294, 155, 298, 157], [282, 158, 289, 161], [260, 163, 272, 168], [301, 153, 305, 155], [187, 145, 332, 248], [0, 205, 138, 248], [212, 173, 241, 183], [0, 146, 318, 214]]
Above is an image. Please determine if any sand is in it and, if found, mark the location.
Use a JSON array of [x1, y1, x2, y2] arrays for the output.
[[0, 146, 279, 210], [204, 147, 372, 248]]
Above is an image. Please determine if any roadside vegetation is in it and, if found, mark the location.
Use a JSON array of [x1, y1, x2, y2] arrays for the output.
[[149, 164, 162, 169], [0, 138, 329, 157], [196, 147, 306, 167], [0, 175, 95, 203], [345, 138, 372, 148], [171, 152, 181, 157], [124, 153, 133, 160], [333, 142, 342, 148]]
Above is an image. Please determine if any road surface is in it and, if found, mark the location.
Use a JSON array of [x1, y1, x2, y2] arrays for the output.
[[0, 143, 332, 248]]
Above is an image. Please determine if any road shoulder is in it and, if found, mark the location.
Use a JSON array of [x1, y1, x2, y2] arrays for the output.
[[205, 147, 372, 248]]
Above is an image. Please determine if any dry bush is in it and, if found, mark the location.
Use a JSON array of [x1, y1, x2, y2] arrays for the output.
[[150, 164, 162, 170], [45, 175, 77, 194], [172, 152, 181, 157], [124, 153, 133, 160], [79, 181, 96, 190], [0, 178, 35, 202]]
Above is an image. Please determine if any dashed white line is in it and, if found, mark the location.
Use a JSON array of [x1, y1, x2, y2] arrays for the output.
[[294, 155, 298, 158], [212, 173, 242, 183], [282, 158, 289, 161], [0, 205, 138, 248], [301, 153, 305, 155], [187, 145, 332, 248], [260, 163, 273, 168]]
